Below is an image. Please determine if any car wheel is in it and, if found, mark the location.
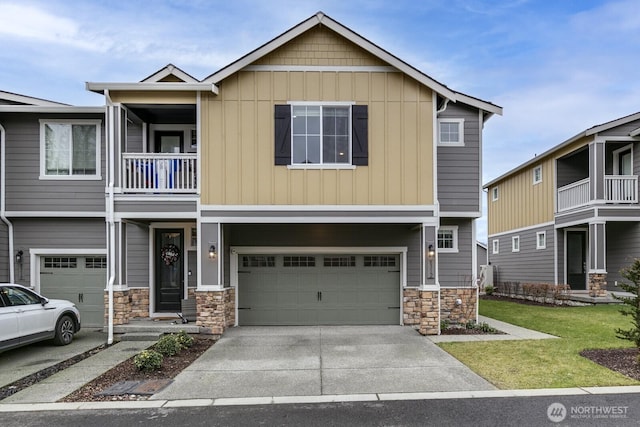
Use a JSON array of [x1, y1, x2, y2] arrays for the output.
[[53, 315, 75, 346]]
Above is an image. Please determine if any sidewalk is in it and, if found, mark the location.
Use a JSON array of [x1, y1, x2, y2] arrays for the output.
[[427, 315, 558, 343]]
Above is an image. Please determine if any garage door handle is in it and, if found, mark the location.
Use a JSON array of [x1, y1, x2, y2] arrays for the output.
[[388, 270, 400, 273], [388, 306, 400, 309], [317, 291, 322, 301], [78, 293, 84, 303], [40, 272, 53, 275], [238, 307, 251, 310]]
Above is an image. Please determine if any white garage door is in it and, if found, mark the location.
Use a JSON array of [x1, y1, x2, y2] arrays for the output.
[[238, 254, 400, 325], [40, 255, 106, 327]]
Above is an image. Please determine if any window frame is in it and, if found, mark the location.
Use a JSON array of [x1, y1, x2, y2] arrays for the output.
[[437, 226, 459, 253], [288, 101, 355, 169], [536, 231, 547, 250], [39, 119, 102, 180], [512, 235, 520, 252], [533, 165, 543, 185], [491, 186, 499, 201], [437, 118, 465, 146], [492, 239, 499, 254]]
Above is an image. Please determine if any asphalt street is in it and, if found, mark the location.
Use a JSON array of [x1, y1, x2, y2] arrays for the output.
[[3, 392, 640, 427]]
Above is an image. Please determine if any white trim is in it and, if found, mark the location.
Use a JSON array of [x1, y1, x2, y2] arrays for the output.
[[533, 165, 543, 185], [432, 92, 439, 207], [114, 195, 199, 202], [563, 228, 588, 289], [244, 65, 398, 73], [511, 235, 520, 252], [201, 216, 439, 224], [488, 221, 555, 238], [29, 248, 108, 294], [437, 118, 465, 146], [288, 101, 355, 106], [115, 212, 198, 220], [437, 225, 459, 253], [471, 219, 478, 288], [492, 239, 499, 254], [287, 165, 356, 170], [200, 204, 437, 212], [536, 231, 547, 250], [439, 211, 482, 218], [141, 64, 199, 83], [478, 110, 484, 215], [39, 119, 102, 180], [0, 106, 103, 113], [86, 82, 219, 95], [230, 246, 408, 326]]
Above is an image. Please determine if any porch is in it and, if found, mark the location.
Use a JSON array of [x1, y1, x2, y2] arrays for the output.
[[557, 175, 638, 211]]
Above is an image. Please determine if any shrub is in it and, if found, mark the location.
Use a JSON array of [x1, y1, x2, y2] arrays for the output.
[[484, 285, 494, 296], [133, 350, 163, 371], [464, 320, 477, 330], [478, 322, 497, 333], [440, 319, 450, 331], [614, 258, 640, 350], [155, 334, 184, 356], [176, 330, 194, 348]]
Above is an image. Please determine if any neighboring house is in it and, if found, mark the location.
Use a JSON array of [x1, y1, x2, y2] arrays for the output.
[[484, 112, 640, 296], [476, 242, 488, 278], [0, 12, 501, 335]]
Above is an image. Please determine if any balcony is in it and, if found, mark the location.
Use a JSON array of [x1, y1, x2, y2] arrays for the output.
[[122, 153, 197, 194], [557, 175, 638, 212]]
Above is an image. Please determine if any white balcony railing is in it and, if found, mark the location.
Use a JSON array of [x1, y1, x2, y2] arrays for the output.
[[557, 175, 638, 211], [605, 175, 638, 203], [557, 178, 590, 212], [122, 153, 197, 193]]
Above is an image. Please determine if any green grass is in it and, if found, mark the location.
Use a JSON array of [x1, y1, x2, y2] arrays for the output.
[[438, 299, 640, 389]]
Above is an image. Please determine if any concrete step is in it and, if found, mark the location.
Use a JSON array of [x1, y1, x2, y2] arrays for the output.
[[104, 321, 201, 335], [119, 332, 163, 341]]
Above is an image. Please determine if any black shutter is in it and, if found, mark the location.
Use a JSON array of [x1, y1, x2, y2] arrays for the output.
[[352, 105, 368, 166], [274, 105, 291, 165]]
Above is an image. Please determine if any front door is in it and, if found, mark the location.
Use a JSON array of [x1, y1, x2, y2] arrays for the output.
[[155, 229, 184, 312], [566, 230, 587, 290], [155, 131, 183, 153]]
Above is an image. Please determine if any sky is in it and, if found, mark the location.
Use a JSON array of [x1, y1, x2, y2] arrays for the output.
[[1, 0, 639, 241]]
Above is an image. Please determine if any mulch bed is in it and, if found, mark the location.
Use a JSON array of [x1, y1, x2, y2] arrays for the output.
[[480, 294, 575, 307], [581, 348, 640, 381], [441, 327, 503, 335]]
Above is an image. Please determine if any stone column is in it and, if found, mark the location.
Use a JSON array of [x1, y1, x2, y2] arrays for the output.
[[588, 221, 607, 297]]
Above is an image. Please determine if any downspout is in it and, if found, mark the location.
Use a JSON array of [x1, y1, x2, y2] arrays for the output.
[[0, 124, 15, 283], [105, 91, 116, 345]]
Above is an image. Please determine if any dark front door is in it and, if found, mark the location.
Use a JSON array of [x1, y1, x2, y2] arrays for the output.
[[566, 230, 587, 290], [155, 131, 183, 153], [155, 229, 184, 312]]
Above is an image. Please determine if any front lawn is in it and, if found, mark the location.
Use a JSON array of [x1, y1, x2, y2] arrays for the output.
[[438, 299, 640, 389]]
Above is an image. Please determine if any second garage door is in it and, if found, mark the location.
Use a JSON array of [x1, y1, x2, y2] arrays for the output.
[[238, 254, 400, 325]]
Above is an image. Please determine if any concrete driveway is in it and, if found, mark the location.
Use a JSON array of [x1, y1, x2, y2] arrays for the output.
[[151, 326, 494, 400]]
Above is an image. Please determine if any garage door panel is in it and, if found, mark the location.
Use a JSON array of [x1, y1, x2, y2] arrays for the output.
[[238, 254, 400, 326]]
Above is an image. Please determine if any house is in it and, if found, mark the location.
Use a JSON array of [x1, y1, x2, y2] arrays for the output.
[[484, 112, 640, 296], [0, 12, 501, 335]]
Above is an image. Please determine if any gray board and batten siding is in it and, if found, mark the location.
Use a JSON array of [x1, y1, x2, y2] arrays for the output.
[[488, 224, 555, 285], [223, 223, 423, 287], [439, 218, 474, 287], [437, 102, 481, 214], [606, 221, 640, 289], [125, 223, 151, 288], [0, 113, 106, 213]]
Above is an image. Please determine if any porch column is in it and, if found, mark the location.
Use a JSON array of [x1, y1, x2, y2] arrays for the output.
[[199, 222, 221, 288], [422, 225, 438, 287], [105, 219, 131, 325], [588, 220, 607, 297], [589, 139, 606, 202]]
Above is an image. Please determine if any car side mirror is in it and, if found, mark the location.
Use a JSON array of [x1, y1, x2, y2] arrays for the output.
[[40, 297, 49, 306]]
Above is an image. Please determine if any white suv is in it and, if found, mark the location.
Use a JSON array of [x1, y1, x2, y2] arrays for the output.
[[0, 284, 81, 352]]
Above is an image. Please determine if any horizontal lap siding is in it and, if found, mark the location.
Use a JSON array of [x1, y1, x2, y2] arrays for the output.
[[11, 218, 106, 287], [1, 113, 106, 213], [439, 218, 473, 287], [126, 223, 150, 288], [225, 223, 420, 286], [606, 222, 640, 289], [600, 119, 640, 136], [437, 104, 480, 213], [488, 224, 555, 284], [0, 223, 7, 282]]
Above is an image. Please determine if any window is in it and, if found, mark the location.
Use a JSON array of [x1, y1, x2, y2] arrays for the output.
[[537, 231, 546, 249], [533, 165, 542, 185], [323, 256, 356, 267], [44, 257, 78, 268], [86, 257, 107, 269], [283, 256, 316, 267], [512, 236, 520, 252], [438, 118, 464, 145], [2, 286, 41, 306], [363, 256, 397, 267], [492, 187, 499, 201], [492, 239, 499, 254], [242, 256, 275, 267], [40, 120, 101, 179], [437, 226, 459, 253], [274, 104, 368, 167]]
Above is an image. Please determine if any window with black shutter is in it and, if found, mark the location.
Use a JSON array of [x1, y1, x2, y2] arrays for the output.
[[274, 104, 368, 166]]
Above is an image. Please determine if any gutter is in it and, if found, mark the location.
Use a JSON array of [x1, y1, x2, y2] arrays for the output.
[[0, 124, 15, 283]]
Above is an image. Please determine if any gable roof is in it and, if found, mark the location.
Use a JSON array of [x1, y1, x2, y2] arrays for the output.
[[484, 111, 640, 188], [0, 90, 68, 106], [202, 12, 501, 117], [141, 64, 199, 83]]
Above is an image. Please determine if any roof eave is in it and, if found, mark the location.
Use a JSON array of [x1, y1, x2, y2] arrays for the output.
[[85, 82, 219, 95], [0, 106, 105, 113]]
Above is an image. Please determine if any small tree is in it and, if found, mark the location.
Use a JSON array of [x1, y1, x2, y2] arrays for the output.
[[614, 258, 640, 349]]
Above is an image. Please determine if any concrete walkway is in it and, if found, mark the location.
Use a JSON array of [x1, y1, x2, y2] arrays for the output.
[[428, 316, 558, 343]]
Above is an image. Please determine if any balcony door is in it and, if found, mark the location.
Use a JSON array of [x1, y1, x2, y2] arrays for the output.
[[566, 230, 587, 290], [155, 131, 183, 153], [613, 146, 632, 175]]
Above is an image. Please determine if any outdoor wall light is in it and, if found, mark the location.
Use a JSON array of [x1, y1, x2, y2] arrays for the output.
[[427, 244, 435, 279], [208, 244, 217, 260], [427, 244, 435, 259], [15, 250, 23, 264]]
